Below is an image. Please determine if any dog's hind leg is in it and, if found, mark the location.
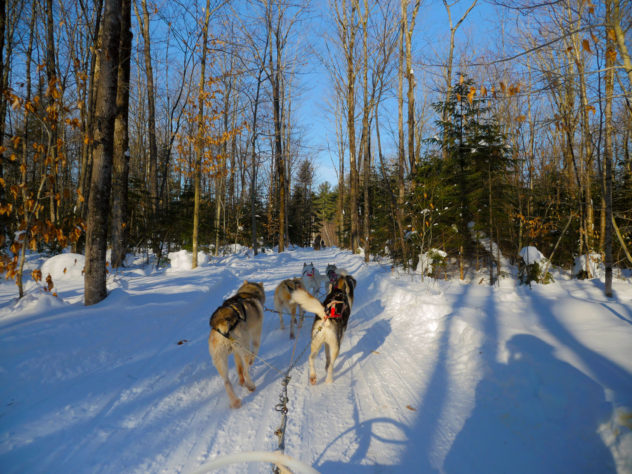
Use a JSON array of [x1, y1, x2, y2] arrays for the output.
[[275, 302, 285, 330], [298, 307, 305, 329], [234, 352, 246, 386], [235, 350, 256, 392], [212, 351, 241, 409], [324, 342, 339, 384], [290, 306, 296, 339], [308, 339, 323, 385]]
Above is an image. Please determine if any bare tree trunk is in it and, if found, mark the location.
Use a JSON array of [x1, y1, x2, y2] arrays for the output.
[[192, 0, 211, 268], [76, 0, 103, 224], [0, 0, 6, 205], [266, 2, 287, 252], [441, 0, 477, 160], [335, 0, 359, 252], [568, 5, 594, 255], [359, 0, 369, 260], [85, 0, 121, 305], [134, 0, 158, 216], [111, 0, 132, 269], [605, 0, 615, 296], [249, 37, 268, 255], [404, 0, 420, 173], [612, 0, 632, 97], [397, 1, 407, 264], [45, 0, 58, 224], [15, 2, 36, 298], [336, 98, 345, 246]]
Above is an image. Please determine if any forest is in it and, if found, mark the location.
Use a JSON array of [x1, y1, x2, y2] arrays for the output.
[[0, 0, 630, 305]]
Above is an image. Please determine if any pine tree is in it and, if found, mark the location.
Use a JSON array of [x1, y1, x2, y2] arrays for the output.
[[416, 75, 513, 279]]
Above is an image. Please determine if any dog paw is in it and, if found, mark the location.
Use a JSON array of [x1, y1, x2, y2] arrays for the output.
[[230, 398, 242, 409], [309, 375, 317, 385], [290, 333, 295, 340], [246, 383, 256, 392]]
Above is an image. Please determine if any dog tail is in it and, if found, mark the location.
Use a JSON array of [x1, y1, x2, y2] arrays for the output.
[[290, 288, 326, 318]]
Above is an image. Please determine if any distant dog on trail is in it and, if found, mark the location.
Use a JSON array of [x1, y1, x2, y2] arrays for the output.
[[274, 277, 306, 339], [324, 263, 349, 292], [291, 274, 357, 385], [302, 262, 323, 296], [208, 280, 265, 408]]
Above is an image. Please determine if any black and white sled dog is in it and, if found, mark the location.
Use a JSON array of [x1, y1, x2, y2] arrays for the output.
[[324, 263, 350, 292], [302, 262, 323, 296], [290, 274, 357, 384]]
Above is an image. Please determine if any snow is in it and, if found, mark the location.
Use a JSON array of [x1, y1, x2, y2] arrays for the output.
[[519, 246, 546, 265], [416, 249, 447, 276], [1, 247, 631, 473], [574, 253, 605, 278], [168, 250, 210, 271]]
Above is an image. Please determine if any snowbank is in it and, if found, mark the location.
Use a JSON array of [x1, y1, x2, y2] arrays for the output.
[[416, 248, 447, 276], [574, 253, 605, 279], [167, 249, 209, 271], [519, 246, 546, 264], [40, 253, 85, 282]]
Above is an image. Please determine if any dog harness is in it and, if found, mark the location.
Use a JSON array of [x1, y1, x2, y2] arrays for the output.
[[210, 296, 248, 339], [324, 289, 347, 320]]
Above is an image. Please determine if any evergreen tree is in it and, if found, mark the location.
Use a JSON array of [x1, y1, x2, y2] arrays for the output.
[[288, 159, 314, 247], [414, 75, 513, 277]]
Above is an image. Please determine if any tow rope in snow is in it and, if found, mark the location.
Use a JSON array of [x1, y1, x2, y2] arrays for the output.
[[271, 316, 320, 473], [191, 450, 318, 473]]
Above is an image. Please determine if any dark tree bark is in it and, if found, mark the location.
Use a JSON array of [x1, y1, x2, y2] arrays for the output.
[[0, 0, 6, 207], [604, 0, 614, 297], [111, 0, 132, 269], [85, 0, 121, 305]]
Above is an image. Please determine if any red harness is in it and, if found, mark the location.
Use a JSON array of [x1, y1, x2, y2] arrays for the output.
[[325, 301, 344, 319]]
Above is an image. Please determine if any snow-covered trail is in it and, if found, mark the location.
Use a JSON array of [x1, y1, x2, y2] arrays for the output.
[[1, 247, 631, 473]]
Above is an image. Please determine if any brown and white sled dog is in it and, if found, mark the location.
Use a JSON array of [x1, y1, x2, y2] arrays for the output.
[[291, 274, 357, 384], [274, 277, 306, 339], [208, 280, 265, 408], [302, 262, 323, 296]]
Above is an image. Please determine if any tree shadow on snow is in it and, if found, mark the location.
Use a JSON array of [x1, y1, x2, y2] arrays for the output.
[[334, 300, 390, 380], [443, 334, 616, 473], [526, 289, 632, 403], [315, 401, 409, 472], [394, 283, 482, 473]]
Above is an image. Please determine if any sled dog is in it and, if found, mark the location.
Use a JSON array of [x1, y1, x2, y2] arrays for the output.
[[291, 274, 357, 384], [302, 262, 323, 296], [274, 277, 306, 339], [208, 280, 265, 408], [324, 263, 349, 292]]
